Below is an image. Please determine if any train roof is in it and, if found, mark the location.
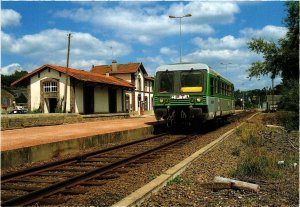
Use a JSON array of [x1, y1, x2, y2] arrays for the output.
[[155, 63, 233, 85]]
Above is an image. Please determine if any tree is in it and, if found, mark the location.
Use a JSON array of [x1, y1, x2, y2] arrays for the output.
[[247, 1, 299, 111], [1, 70, 28, 87]]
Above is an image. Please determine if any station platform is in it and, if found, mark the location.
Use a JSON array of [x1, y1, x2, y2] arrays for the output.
[[1, 115, 157, 169]]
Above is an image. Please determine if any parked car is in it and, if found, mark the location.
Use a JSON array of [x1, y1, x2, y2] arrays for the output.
[[9, 109, 27, 114]]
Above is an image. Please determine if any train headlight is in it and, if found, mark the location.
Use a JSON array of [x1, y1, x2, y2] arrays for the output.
[[196, 97, 201, 103], [190, 97, 195, 103], [159, 98, 164, 104]]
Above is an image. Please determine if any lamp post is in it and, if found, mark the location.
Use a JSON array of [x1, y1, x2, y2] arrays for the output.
[[220, 62, 232, 76], [169, 14, 192, 63]]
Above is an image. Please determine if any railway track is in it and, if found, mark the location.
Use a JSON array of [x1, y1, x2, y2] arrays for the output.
[[1, 111, 253, 206], [1, 133, 196, 206]]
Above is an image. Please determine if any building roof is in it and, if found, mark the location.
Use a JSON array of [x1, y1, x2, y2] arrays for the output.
[[11, 64, 134, 89], [266, 95, 282, 102], [91, 62, 148, 76], [144, 75, 154, 81]]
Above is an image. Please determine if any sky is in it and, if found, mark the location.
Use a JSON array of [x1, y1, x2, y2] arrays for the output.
[[1, 1, 288, 90]]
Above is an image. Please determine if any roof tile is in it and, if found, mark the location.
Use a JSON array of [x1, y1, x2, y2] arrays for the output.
[[12, 64, 134, 89]]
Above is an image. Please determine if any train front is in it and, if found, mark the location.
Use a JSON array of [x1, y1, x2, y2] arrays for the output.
[[153, 65, 208, 127]]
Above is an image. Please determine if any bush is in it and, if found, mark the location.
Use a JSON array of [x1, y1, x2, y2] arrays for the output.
[[277, 111, 299, 131], [232, 149, 281, 179], [278, 80, 299, 112]]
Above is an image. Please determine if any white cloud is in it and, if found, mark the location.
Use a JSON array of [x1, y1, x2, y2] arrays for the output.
[[192, 35, 246, 49], [53, 2, 240, 44], [137, 55, 166, 76], [1, 29, 131, 70], [240, 25, 287, 41], [160, 47, 177, 56], [1, 9, 21, 28], [167, 2, 240, 24], [1, 63, 23, 75]]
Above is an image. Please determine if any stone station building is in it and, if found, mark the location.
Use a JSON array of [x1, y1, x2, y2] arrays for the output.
[[92, 60, 154, 115], [12, 64, 134, 114]]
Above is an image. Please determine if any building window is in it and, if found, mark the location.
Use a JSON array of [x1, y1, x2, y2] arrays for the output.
[[138, 77, 141, 91], [43, 81, 58, 93]]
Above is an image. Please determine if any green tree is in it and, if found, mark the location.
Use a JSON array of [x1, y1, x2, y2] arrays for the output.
[[1, 70, 28, 87], [247, 1, 299, 111]]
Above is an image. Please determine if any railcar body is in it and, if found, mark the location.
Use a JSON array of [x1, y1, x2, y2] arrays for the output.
[[153, 63, 235, 127]]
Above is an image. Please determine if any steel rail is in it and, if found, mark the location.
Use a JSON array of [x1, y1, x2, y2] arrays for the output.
[[1, 133, 168, 182], [2, 134, 191, 206]]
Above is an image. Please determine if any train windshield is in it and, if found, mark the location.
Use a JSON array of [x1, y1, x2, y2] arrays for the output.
[[180, 71, 204, 93], [158, 71, 174, 93]]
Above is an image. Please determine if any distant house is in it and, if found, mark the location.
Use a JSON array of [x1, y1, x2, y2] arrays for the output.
[[91, 60, 154, 115], [266, 95, 282, 111], [1, 88, 15, 111], [12, 64, 134, 114]]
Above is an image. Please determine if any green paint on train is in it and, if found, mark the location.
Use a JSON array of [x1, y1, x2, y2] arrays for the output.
[[153, 63, 235, 127]]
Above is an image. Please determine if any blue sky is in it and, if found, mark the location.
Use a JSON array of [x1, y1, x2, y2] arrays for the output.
[[1, 1, 287, 90]]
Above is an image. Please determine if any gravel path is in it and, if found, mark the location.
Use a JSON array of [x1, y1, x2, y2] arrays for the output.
[[141, 113, 299, 207]]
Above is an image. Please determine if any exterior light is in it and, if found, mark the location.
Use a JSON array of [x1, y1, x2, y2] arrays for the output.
[[196, 97, 201, 102], [168, 13, 192, 63], [159, 98, 164, 104]]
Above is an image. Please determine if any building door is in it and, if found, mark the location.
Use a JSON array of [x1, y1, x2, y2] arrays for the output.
[[144, 96, 148, 111], [125, 94, 130, 112], [49, 98, 57, 113], [84, 85, 94, 114], [109, 88, 117, 113]]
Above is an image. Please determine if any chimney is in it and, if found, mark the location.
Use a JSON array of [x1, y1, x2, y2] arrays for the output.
[[112, 60, 117, 72], [106, 73, 109, 77]]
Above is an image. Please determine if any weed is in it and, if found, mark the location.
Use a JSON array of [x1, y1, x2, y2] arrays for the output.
[[148, 174, 157, 180], [235, 127, 242, 136], [232, 148, 284, 179], [167, 175, 184, 186], [231, 147, 241, 156]]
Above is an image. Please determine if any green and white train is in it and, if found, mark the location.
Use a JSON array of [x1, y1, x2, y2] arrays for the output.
[[153, 63, 235, 127]]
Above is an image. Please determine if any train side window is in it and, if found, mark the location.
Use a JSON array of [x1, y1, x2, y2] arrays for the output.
[[210, 77, 215, 96]]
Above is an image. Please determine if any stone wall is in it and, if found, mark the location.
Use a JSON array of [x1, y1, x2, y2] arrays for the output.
[[1, 113, 83, 130], [1, 113, 130, 130]]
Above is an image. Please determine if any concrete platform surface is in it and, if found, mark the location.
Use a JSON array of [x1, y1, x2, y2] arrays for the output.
[[1, 116, 156, 152]]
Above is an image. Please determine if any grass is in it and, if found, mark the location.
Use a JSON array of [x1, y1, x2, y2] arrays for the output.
[[231, 148, 283, 179], [263, 111, 299, 131], [232, 116, 298, 180], [167, 175, 184, 186], [231, 147, 241, 156]]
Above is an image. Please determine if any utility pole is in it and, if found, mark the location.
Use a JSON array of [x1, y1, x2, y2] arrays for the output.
[[64, 33, 71, 113], [271, 77, 274, 111]]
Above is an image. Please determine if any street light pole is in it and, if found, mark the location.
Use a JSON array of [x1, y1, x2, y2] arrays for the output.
[[169, 14, 192, 63]]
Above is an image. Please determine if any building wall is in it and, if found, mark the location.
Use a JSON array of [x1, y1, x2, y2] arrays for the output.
[[94, 86, 109, 113], [114, 74, 132, 83], [1, 90, 15, 110], [117, 88, 122, 112], [75, 83, 83, 113], [30, 69, 71, 112]]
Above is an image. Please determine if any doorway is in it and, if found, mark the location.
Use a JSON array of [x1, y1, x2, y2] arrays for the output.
[[109, 88, 117, 113], [83, 85, 94, 114], [49, 98, 57, 113]]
